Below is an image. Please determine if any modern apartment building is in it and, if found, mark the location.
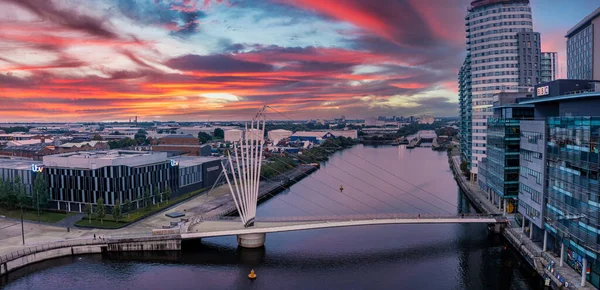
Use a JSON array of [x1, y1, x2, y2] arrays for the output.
[[566, 7, 600, 80], [461, 0, 534, 180], [459, 60, 473, 168], [516, 31, 541, 86], [541, 52, 558, 83]]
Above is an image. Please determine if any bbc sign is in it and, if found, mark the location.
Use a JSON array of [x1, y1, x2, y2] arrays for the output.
[[536, 85, 549, 97]]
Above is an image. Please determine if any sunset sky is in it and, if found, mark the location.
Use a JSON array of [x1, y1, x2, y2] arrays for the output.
[[0, 0, 598, 122]]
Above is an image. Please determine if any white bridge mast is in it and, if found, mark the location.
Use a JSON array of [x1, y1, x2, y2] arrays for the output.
[[222, 106, 266, 227]]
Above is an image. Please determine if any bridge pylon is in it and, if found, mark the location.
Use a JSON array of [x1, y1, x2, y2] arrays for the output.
[[222, 106, 266, 228]]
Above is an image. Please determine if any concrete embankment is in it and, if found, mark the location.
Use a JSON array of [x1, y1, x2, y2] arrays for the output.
[[448, 155, 501, 215], [0, 235, 181, 278]]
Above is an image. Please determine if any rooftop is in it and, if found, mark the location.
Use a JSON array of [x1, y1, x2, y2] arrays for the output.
[[518, 92, 600, 105], [59, 141, 106, 148], [169, 155, 224, 168], [566, 6, 600, 37], [0, 159, 42, 170], [160, 134, 196, 139], [43, 150, 168, 169]]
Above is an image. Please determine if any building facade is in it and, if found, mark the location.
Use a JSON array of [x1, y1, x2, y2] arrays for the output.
[[44, 151, 179, 211], [518, 120, 546, 231], [566, 7, 600, 80], [459, 59, 473, 169], [38, 150, 224, 212], [546, 116, 600, 287], [541, 52, 558, 83], [0, 160, 41, 195], [464, 0, 534, 180], [518, 81, 600, 288], [516, 31, 541, 86]]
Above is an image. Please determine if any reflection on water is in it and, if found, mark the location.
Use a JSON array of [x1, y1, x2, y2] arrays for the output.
[[0, 145, 541, 290]]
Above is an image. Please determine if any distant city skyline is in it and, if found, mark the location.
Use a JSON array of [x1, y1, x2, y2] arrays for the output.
[[0, 0, 597, 122]]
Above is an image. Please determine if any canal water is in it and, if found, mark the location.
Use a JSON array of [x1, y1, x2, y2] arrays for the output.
[[1, 145, 541, 290]]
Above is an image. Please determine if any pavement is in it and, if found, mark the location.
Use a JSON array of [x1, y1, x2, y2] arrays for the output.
[[451, 156, 502, 215]]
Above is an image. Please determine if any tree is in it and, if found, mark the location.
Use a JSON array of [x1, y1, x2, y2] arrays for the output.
[[198, 132, 212, 144], [96, 197, 106, 224], [153, 185, 160, 206], [123, 199, 131, 219], [113, 200, 122, 223], [84, 203, 93, 223], [164, 187, 172, 203], [460, 160, 471, 180], [144, 188, 151, 210], [92, 134, 103, 141], [32, 174, 50, 222], [134, 129, 148, 145], [214, 128, 224, 139]]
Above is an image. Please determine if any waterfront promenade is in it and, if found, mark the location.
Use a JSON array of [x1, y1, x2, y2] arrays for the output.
[[449, 156, 501, 215], [449, 155, 593, 289]]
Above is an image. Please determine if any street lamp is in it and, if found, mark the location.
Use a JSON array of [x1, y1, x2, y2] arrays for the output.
[[20, 204, 25, 245]]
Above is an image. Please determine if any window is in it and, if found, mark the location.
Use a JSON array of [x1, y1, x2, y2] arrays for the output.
[[520, 183, 542, 204], [521, 149, 542, 161], [520, 166, 542, 184], [521, 131, 542, 144]]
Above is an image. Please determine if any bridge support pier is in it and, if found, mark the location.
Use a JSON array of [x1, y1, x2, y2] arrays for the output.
[[237, 233, 266, 248]]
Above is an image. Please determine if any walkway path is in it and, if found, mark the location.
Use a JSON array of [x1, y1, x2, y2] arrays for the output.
[[185, 215, 500, 239], [450, 156, 502, 215]]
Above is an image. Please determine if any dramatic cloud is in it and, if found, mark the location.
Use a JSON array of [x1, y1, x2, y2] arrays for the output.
[[0, 0, 596, 121]]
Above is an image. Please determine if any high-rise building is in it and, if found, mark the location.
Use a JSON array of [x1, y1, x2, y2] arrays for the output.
[[459, 59, 473, 168], [566, 7, 600, 80], [541, 52, 558, 83], [516, 32, 541, 86], [462, 0, 534, 180]]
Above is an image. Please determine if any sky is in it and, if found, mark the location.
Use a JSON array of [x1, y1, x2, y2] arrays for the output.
[[0, 0, 597, 122]]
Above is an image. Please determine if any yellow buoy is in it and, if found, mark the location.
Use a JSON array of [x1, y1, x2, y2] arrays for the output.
[[248, 269, 257, 279]]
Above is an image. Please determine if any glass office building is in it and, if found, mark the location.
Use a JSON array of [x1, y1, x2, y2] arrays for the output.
[[545, 116, 600, 287], [486, 118, 522, 213]]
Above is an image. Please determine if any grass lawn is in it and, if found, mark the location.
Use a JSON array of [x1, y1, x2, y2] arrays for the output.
[[0, 207, 77, 223], [75, 187, 209, 229]]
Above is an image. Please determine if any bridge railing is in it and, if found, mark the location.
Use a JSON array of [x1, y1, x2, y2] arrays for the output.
[[0, 238, 103, 265], [190, 213, 498, 223]]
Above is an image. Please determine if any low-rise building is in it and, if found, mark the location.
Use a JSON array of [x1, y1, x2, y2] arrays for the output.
[[267, 129, 292, 144], [37, 150, 224, 212], [224, 129, 243, 142], [0, 159, 41, 195]]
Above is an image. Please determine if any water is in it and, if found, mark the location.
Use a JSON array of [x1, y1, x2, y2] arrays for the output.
[[1, 145, 541, 290]]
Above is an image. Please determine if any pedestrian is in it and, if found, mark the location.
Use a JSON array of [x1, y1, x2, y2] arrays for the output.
[[418, 214, 421, 219], [93, 234, 96, 240]]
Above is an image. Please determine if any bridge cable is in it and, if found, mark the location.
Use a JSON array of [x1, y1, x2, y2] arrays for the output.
[[259, 161, 372, 216], [257, 169, 344, 218], [267, 106, 459, 211], [264, 115, 450, 215]]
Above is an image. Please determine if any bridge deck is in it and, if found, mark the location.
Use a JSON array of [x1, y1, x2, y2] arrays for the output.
[[183, 215, 503, 239]]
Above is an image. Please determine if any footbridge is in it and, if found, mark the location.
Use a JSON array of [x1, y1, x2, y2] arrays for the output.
[[182, 214, 507, 248], [177, 107, 507, 249]]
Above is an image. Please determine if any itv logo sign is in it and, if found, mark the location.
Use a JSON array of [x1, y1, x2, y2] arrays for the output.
[[31, 164, 43, 173]]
